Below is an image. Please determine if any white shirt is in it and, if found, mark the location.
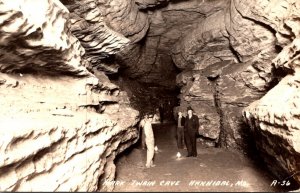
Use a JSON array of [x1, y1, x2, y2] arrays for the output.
[[144, 119, 154, 141]]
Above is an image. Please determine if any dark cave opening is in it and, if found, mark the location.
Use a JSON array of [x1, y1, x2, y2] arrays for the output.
[[111, 75, 181, 123], [107, 49, 182, 123]]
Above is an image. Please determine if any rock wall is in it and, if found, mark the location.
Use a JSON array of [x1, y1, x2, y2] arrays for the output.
[[243, 0, 300, 185], [116, 0, 214, 88], [62, 0, 131, 74], [1, 0, 300, 190], [0, 0, 86, 75], [171, 0, 300, 185], [0, 0, 139, 191], [170, 0, 300, 186], [172, 0, 282, 149]]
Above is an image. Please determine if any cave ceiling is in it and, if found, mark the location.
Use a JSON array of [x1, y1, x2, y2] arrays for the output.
[[61, 0, 232, 89]]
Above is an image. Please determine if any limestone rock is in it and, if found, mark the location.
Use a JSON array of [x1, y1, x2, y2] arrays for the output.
[[117, 0, 216, 88], [172, 0, 280, 147], [100, 0, 149, 44], [243, 74, 300, 184], [0, 73, 139, 191], [0, 0, 139, 191], [242, 0, 300, 185], [62, 0, 131, 74], [0, 0, 87, 76], [135, 0, 169, 9]]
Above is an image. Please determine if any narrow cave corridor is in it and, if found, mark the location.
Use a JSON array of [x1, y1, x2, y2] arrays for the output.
[[110, 123, 296, 192], [1, 0, 300, 192]]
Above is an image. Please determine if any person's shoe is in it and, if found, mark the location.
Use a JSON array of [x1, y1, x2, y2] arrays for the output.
[[145, 164, 151, 168], [150, 164, 156, 167]]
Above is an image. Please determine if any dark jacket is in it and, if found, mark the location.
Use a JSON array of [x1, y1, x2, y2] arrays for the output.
[[184, 114, 199, 134], [176, 115, 185, 127]]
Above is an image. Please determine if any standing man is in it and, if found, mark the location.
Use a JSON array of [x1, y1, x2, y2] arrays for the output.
[[144, 115, 156, 168], [176, 111, 186, 149], [184, 106, 199, 157]]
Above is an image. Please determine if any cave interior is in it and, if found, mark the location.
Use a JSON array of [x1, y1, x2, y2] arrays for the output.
[[0, 0, 300, 192]]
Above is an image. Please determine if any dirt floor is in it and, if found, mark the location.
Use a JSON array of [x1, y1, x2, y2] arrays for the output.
[[111, 123, 295, 192]]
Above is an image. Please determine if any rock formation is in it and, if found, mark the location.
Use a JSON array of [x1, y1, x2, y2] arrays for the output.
[[62, 0, 132, 74], [171, 0, 275, 148], [117, 0, 212, 88], [157, 0, 300, 185], [0, 0, 138, 191], [243, 0, 300, 185], [1, 0, 300, 191], [0, 0, 86, 75]]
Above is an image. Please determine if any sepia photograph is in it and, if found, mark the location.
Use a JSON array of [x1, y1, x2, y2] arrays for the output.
[[0, 0, 300, 192]]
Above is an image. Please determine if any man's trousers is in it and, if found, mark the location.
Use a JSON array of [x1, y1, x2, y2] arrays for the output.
[[184, 130, 197, 156]]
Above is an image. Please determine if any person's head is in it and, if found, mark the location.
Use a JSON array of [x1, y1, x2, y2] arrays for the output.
[[144, 114, 152, 122], [178, 111, 182, 117], [148, 116, 153, 122], [187, 106, 193, 116]]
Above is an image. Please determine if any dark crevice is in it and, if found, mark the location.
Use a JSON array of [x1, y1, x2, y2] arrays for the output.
[[208, 74, 236, 149], [208, 76, 224, 148], [265, 65, 294, 91], [228, 43, 242, 63]]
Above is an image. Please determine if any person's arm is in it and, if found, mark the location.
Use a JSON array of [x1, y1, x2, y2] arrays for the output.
[[139, 119, 145, 128]]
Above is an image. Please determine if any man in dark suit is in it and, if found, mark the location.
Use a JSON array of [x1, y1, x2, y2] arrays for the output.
[[184, 106, 199, 157], [176, 111, 186, 149]]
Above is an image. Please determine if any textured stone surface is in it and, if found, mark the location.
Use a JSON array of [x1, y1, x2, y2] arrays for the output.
[[135, 0, 169, 9], [62, 0, 131, 74], [0, 0, 87, 76], [243, 0, 300, 185], [0, 74, 139, 191], [62, 0, 149, 75], [172, 0, 281, 148], [117, 0, 217, 88], [0, 0, 139, 191], [243, 74, 300, 184], [1, 0, 300, 190], [100, 0, 149, 44]]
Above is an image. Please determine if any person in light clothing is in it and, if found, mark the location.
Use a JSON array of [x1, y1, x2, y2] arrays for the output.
[[143, 115, 156, 168]]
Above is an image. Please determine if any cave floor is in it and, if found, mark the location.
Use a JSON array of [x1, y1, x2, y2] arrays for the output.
[[112, 123, 284, 192]]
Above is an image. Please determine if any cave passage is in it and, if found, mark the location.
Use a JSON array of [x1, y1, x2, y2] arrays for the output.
[[108, 122, 295, 192], [2, 0, 300, 191], [110, 75, 180, 122]]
